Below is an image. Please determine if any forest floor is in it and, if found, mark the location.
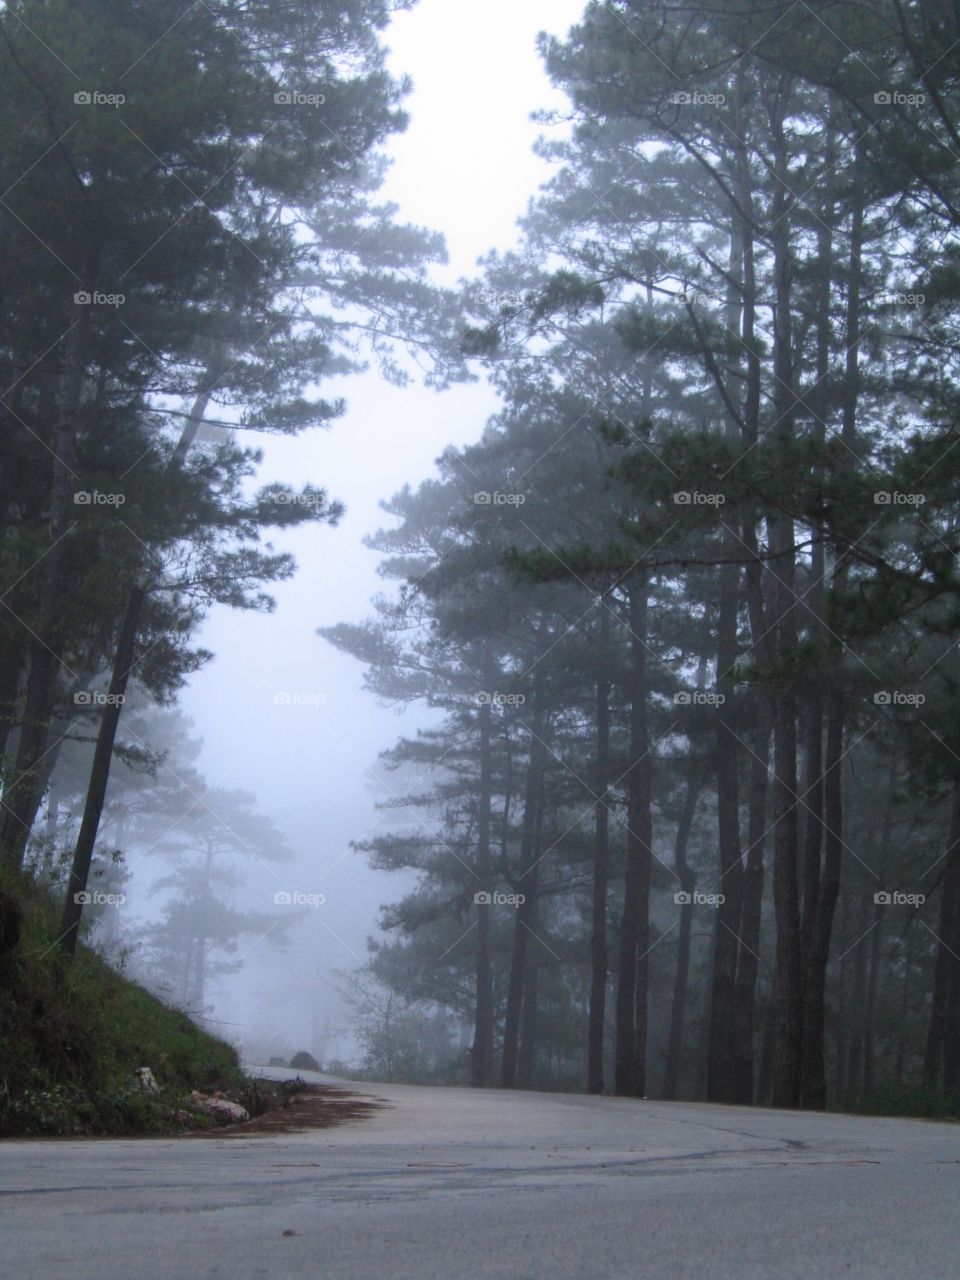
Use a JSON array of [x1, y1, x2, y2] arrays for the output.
[[196, 1080, 385, 1138]]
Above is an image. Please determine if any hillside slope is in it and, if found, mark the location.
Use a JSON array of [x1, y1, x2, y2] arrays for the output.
[[0, 875, 241, 1137]]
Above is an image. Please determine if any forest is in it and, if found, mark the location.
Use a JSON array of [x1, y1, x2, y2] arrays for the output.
[[2, 0, 960, 1119]]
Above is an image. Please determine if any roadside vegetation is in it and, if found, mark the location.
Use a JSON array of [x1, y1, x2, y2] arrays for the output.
[[0, 872, 241, 1137]]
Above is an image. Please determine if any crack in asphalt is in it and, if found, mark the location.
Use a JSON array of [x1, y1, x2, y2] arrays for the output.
[[0, 1140, 852, 1204]]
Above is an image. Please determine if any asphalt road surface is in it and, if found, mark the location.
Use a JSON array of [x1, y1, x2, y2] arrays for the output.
[[2, 1071, 958, 1279]]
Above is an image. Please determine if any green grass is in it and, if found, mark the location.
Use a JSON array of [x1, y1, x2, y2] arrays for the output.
[[853, 1079, 960, 1122], [0, 871, 242, 1137]]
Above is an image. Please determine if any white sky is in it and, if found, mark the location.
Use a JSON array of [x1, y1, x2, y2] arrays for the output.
[[171, 0, 587, 1054]]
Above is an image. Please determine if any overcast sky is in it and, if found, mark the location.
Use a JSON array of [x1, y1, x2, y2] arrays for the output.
[[167, 0, 587, 1057]]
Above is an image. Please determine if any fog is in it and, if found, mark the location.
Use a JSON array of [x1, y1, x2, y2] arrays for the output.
[[6, 2, 960, 1271], [7, 0, 956, 1115], [171, 0, 587, 1059]]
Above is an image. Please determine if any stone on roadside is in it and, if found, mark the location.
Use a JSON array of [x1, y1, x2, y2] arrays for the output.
[[190, 1090, 249, 1123], [136, 1067, 160, 1093]]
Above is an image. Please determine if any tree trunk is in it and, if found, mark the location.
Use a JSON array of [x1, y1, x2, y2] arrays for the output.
[[59, 586, 145, 957], [729, 82, 768, 1107], [471, 685, 494, 1088], [799, 159, 863, 1108], [1, 300, 93, 870], [862, 894, 884, 1100], [844, 892, 871, 1107], [944, 949, 960, 1093], [924, 783, 960, 1088], [769, 90, 802, 1108], [707, 550, 743, 1102], [731, 703, 770, 1104], [757, 1001, 775, 1105], [800, 686, 843, 1108], [835, 888, 850, 1104], [0, 625, 26, 773], [501, 704, 545, 1089], [707, 220, 749, 1108], [33, 727, 67, 877], [517, 943, 540, 1089], [895, 960, 910, 1086], [662, 772, 701, 1101], [863, 776, 895, 1099], [769, 515, 802, 1110], [57, 378, 216, 951], [800, 692, 824, 962], [518, 747, 546, 1091], [798, 124, 834, 980], [587, 606, 612, 1093], [615, 578, 652, 1097]]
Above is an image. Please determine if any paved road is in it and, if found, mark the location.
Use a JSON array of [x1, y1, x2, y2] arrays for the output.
[[2, 1073, 958, 1279]]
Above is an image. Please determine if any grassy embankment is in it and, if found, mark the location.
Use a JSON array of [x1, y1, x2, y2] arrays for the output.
[[0, 871, 243, 1137]]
